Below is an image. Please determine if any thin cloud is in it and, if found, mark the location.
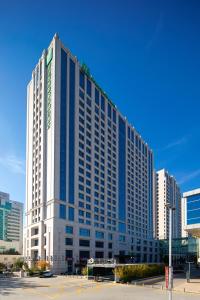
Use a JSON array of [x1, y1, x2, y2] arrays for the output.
[[163, 137, 187, 150], [178, 169, 200, 185], [0, 155, 25, 175], [157, 136, 188, 152], [145, 11, 163, 50]]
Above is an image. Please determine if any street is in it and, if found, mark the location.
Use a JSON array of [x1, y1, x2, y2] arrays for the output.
[[0, 276, 199, 300]]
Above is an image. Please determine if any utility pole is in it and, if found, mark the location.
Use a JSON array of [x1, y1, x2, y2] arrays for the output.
[[165, 203, 175, 300]]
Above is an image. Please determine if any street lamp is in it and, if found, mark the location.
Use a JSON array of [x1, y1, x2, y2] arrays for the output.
[[165, 203, 176, 300]]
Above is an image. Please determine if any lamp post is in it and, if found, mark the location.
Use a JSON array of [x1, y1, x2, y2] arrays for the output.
[[165, 203, 175, 300]]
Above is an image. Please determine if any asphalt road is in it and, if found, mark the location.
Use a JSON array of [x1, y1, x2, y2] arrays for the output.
[[0, 276, 199, 300]]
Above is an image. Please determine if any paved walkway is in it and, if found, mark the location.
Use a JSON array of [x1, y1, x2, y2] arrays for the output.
[[143, 276, 200, 294], [0, 276, 200, 300]]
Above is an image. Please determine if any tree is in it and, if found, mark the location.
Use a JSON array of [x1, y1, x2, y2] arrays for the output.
[[13, 258, 24, 270], [36, 260, 50, 272], [0, 262, 6, 271]]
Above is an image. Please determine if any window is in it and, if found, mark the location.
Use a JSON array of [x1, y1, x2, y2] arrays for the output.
[[108, 233, 113, 240], [101, 96, 105, 111], [119, 235, 126, 242], [59, 204, 66, 219], [79, 228, 90, 237], [95, 251, 104, 258], [65, 226, 73, 234], [79, 71, 84, 89], [118, 222, 126, 233], [95, 231, 104, 239], [95, 88, 99, 105], [95, 241, 104, 248], [79, 210, 84, 217], [65, 250, 73, 259], [87, 79, 91, 96], [68, 207, 74, 221], [80, 250, 90, 259], [107, 103, 111, 118], [113, 109, 116, 123], [65, 238, 73, 245], [79, 239, 90, 247]]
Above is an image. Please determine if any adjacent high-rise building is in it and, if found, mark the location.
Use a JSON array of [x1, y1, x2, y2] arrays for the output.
[[154, 169, 181, 240], [24, 34, 158, 273], [182, 188, 200, 238], [0, 191, 23, 253]]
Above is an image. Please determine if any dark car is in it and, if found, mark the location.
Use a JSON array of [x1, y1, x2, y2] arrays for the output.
[[39, 271, 54, 278]]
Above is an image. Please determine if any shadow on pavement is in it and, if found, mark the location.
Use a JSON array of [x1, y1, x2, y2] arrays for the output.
[[0, 277, 49, 296]]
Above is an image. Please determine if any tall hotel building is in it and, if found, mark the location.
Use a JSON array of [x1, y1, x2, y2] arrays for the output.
[[24, 34, 158, 273], [155, 169, 181, 240]]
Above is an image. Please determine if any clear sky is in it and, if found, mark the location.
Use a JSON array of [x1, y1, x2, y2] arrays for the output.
[[0, 0, 200, 204]]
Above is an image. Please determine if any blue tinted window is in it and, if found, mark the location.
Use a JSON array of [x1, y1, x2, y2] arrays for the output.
[[69, 59, 75, 204], [119, 235, 125, 242], [101, 96, 105, 111], [65, 226, 73, 234], [113, 109, 116, 123], [136, 135, 139, 148], [131, 130, 134, 143], [95, 231, 104, 239], [59, 204, 66, 219], [87, 79, 91, 96], [107, 103, 111, 118], [108, 233, 113, 240], [187, 194, 200, 225], [95, 88, 99, 105], [118, 222, 126, 233], [79, 228, 90, 237], [128, 127, 131, 139], [79, 210, 84, 216], [148, 151, 153, 238], [79, 71, 84, 89], [68, 207, 74, 221], [60, 49, 68, 201], [118, 116, 126, 221]]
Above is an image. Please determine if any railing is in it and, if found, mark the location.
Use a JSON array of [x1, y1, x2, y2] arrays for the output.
[[87, 258, 116, 265]]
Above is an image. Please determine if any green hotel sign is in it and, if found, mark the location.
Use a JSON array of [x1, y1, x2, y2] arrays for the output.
[[46, 48, 53, 129], [46, 47, 53, 66]]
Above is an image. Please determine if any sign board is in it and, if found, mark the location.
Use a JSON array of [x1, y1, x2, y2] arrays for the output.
[[165, 266, 169, 289]]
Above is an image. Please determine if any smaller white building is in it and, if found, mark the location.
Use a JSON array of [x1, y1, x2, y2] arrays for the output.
[[155, 169, 181, 240]]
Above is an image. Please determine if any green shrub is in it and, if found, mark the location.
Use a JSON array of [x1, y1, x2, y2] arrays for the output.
[[115, 264, 164, 283], [81, 267, 93, 276]]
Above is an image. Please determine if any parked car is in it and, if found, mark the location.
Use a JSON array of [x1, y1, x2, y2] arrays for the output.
[[39, 271, 54, 278]]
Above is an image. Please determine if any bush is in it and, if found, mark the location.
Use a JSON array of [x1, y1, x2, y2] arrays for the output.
[[12, 258, 24, 271], [27, 265, 40, 276], [0, 262, 6, 272], [36, 260, 50, 272], [115, 264, 164, 283], [81, 267, 93, 276]]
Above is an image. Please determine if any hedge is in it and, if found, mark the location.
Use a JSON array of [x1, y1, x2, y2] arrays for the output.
[[115, 264, 164, 283]]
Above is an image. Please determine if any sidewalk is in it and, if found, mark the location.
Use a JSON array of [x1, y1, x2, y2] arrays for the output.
[[132, 274, 200, 294], [172, 278, 200, 294]]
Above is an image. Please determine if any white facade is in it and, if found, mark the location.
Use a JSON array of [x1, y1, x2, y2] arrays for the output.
[[24, 34, 158, 273], [0, 192, 23, 253], [155, 169, 181, 240]]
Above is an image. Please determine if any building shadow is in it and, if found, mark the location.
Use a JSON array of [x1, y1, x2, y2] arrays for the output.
[[0, 277, 49, 296]]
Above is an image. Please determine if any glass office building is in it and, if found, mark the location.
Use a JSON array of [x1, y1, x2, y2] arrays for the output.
[[0, 191, 23, 253], [160, 237, 199, 265], [24, 34, 158, 273], [182, 188, 200, 239]]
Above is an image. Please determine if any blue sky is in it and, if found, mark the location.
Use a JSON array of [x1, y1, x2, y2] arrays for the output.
[[0, 0, 200, 204]]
